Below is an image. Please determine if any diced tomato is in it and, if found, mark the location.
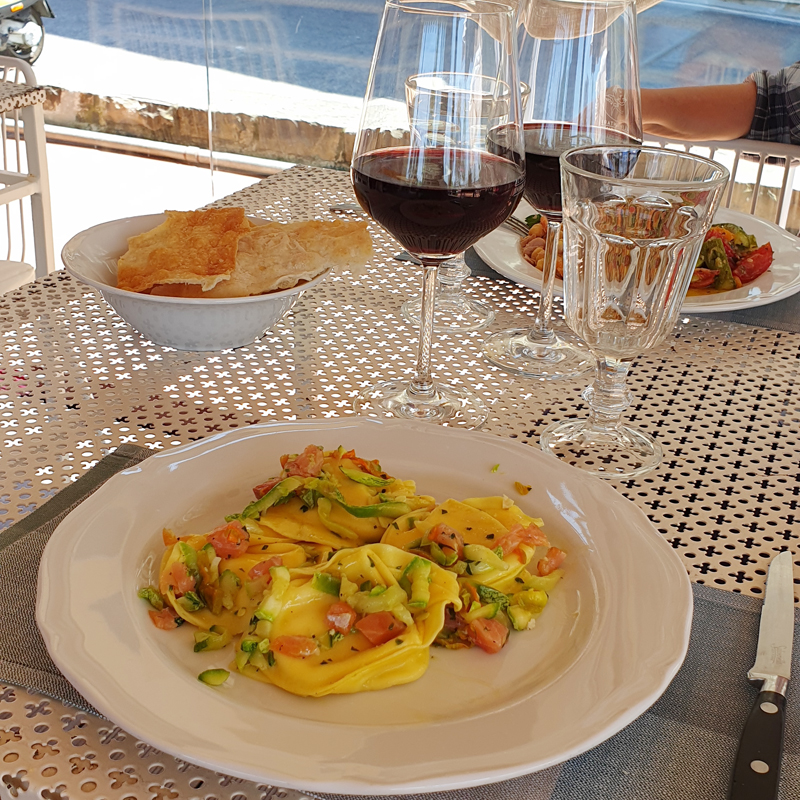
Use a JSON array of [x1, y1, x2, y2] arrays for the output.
[[496, 523, 548, 557], [162, 528, 177, 546], [705, 226, 735, 244], [690, 268, 718, 289], [149, 608, 180, 630], [428, 523, 464, 559], [247, 556, 283, 580], [355, 612, 406, 646], [272, 635, 320, 658], [169, 561, 196, 596], [252, 476, 283, 499], [733, 243, 773, 284], [468, 618, 509, 654], [280, 444, 324, 478], [207, 520, 250, 560], [326, 601, 357, 635], [538, 547, 567, 576]]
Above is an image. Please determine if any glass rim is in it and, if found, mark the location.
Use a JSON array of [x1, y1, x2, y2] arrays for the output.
[[386, 0, 515, 17], [559, 144, 730, 187], [405, 71, 530, 94]]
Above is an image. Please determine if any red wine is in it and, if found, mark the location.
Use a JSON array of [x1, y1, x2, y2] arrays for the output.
[[352, 147, 523, 258], [523, 123, 638, 216]]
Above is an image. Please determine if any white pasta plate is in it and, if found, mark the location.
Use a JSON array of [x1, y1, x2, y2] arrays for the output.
[[474, 201, 800, 314], [37, 418, 692, 795]]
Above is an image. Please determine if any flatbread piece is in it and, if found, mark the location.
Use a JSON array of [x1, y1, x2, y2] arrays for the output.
[[116, 208, 253, 293], [149, 218, 373, 298]]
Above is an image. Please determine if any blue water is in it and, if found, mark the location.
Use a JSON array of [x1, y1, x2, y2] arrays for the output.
[[45, 0, 800, 96]]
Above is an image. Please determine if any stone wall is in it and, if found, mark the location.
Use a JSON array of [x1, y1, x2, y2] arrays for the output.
[[42, 86, 355, 171]]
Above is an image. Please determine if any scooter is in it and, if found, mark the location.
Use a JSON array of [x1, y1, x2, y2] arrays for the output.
[[0, 0, 54, 63]]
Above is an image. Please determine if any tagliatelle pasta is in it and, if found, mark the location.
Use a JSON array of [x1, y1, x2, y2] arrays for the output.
[[138, 445, 567, 696]]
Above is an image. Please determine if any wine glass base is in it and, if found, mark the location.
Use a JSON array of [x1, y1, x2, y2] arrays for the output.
[[353, 379, 488, 429], [539, 418, 662, 480], [402, 294, 495, 333], [482, 327, 594, 380]]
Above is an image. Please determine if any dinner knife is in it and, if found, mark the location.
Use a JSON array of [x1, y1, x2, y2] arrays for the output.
[[729, 549, 795, 800]]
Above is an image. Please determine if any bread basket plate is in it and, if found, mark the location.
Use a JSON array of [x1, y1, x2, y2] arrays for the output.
[[61, 213, 329, 351]]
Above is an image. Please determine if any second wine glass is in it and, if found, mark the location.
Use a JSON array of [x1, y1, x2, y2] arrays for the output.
[[351, 0, 525, 428], [482, 0, 641, 379]]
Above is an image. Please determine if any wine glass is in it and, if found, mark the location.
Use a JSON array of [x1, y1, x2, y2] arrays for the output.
[[351, 0, 524, 428], [540, 145, 729, 478], [401, 75, 530, 333], [482, 0, 641, 379]]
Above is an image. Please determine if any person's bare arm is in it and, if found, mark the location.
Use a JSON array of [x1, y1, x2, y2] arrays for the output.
[[641, 83, 757, 141]]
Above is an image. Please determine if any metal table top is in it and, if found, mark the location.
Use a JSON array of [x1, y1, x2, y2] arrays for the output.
[[0, 165, 798, 800]]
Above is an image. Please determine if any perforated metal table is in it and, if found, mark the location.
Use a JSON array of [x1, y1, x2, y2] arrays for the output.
[[0, 166, 798, 800]]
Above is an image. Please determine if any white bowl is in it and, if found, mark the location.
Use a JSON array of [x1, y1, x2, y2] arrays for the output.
[[61, 213, 328, 351]]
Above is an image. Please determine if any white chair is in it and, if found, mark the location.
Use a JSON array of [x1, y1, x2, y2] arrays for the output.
[[646, 136, 800, 233], [0, 55, 54, 294]]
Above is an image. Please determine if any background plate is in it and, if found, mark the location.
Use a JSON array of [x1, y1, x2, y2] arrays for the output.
[[37, 418, 692, 795], [475, 202, 800, 314]]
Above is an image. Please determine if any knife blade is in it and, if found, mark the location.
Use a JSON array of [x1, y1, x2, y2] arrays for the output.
[[729, 549, 795, 800]]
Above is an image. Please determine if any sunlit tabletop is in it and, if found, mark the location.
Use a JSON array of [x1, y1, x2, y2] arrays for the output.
[[0, 165, 798, 800]]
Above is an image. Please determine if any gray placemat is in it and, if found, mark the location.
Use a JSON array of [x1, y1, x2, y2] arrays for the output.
[[0, 443, 154, 714], [465, 248, 800, 334], [0, 448, 798, 799], [311, 582, 800, 800]]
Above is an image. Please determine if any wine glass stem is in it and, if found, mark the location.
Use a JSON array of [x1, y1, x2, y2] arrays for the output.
[[583, 356, 633, 430], [409, 263, 438, 400], [530, 218, 561, 345]]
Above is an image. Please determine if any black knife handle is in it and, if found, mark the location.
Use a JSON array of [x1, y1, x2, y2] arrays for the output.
[[729, 690, 786, 800]]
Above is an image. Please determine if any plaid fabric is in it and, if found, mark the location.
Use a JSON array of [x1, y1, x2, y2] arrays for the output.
[[748, 61, 800, 145]]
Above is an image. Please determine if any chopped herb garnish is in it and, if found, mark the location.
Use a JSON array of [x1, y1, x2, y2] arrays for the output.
[[515, 576, 525, 583], [267, 651, 276, 667], [491, 464, 500, 473], [486, 534, 495, 540], [441, 509, 448, 515], [395, 639, 403, 645]]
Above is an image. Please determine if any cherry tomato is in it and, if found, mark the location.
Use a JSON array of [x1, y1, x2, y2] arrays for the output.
[[207, 520, 249, 559], [149, 608, 180, 630], [252, 477, 283, 499], [690, 268, 718, 289], [272, 635, 320, 658], [538, 547, 567, 576], [468, 618, 509, 654], [733, 243, 773, 284], [428, 523, 464, 559], [496, 523, 548, 557], [247, 556, 283, 580], [355, 611, 406, 646], [169, 561, 196, 595], [326, 601, 357, 635], [280, 444, 324, 478]]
